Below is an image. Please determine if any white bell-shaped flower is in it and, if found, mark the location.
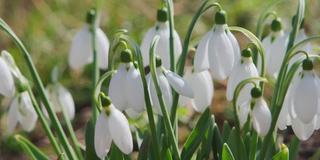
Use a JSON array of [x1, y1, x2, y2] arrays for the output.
[[290, 60, 319, 124], [226, 48, 259, 106], [194, 10, 239, 80], [7, 92, 38, 133], [43, 83, 76, 120], [262, 18, 288, 77], [0, 52, 15, 97], [108, 49, 145, 116], [140, 8, 182, 69], [147, 57, 194, 115], [94, 97, 133, 159], [251, 97, 272, 136], [179, 67, 213, 113], [69, 11, 109, 70], [239, 87, 271, 136], [295, 28, 312, 53]]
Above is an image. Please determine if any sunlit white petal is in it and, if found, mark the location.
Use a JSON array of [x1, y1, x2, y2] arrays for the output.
[[94, 111, 112, 159], [7, 97, 19, 133], [0, 57, 15, 97], [194, 31, 211, 72], [251, 98, 271, 136], [291, 117, 315, 141], [164, 71, 194, 98], [108, 64, 128, 110], [18, 92, 38, 132], [57, 84, 76, 120], [126, 65, 145, 112], [226, 30, 240, 63]]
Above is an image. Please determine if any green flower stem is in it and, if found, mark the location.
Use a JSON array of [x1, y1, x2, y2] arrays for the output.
[[249, 131, 258, 160], [149, 36, 180, 160], [60, 100, 84, 160], [165, 0, 175, 72], [122, 36, 161, 160], [0, 19, 77, 159], [27, 87, 63, 159], [256, 11, 277, 39], [171, 0, 221, 126], [89, 12, 100, 121]]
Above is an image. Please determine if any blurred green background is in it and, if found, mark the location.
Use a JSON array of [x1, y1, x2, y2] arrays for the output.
[[0, 0, 320, 159]]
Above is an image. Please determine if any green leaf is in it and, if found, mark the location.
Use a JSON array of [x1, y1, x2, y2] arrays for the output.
[[85, 119, 100, 160], [138, 132, 152, 160], [180, 108, 212, 160], [288, 137, 300, 160], [196, 121, 214, 160], [222, 143, 235, 160], [222, 121, 231, 142], [272, 144, 289, 160], [226, 127, 247, 160], [212, 124, 223, 160], [14, 135, 49, 160], [109, 144, 130, 160]]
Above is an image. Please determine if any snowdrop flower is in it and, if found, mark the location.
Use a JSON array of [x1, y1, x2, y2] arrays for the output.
[[226, 48, 259, 106], [7, 92, 38, 133], [94, 96, 133, 159], [0, 51, 15, 97], [283, 59, 320, 140], [140, 8, 182, 69], [43, 83, 75, 120], [238, 87, 271, 136], [147, 57, 194, 115], [262, 18, 288, 77], [69, 10, 110, 70], [194, 10, 240, 80], [108, 49, 145, 117], [179, 67, 213, 113]]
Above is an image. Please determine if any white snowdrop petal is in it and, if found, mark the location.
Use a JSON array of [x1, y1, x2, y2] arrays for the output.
[[18, 92, 38, 132], [226, 58, 259, 103], [291, 117, 315, 141], [173, 30, 183, 62], [293, 72, 318, 123], [208, 25, 234, 80], [156, 26, 171, 68], [194, 31, 211, 72], [165, 71, 194, 98], [184, 70, 213, 112], [148, 70, 173, 115], [141, 27, 157, 66], [96, 28, 110, 70], [108, 64, 128, 111], [69, 26, 92, 70], [58, 84, 76, 120], [7, 97, 19, 133], [238, 101, 250, 128], [252, 98, 271, 136], [125, 108, 142, 119], [226, 30, 240, 63], [277, 103, 289, 130], [46, 87, 61, 113], [126, 65, 145, 112], [94, 112, 112, 159], [0, 57, 15, 97], [108, 105, 133, 154]]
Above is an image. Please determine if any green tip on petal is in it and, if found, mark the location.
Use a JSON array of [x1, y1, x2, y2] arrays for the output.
[[302, 59, 313, 70], [120, 49, 133, 63], [155, 56, 162, 67], [215, 10, 227, 25], [101, 95, 112, 107], [133, 61, 138, 68], [86, 8, 96, 24], [157, 8, 168, 22], [241, 48, 252, 58], [271, 18, 282, 32], [251, 87, 262, 98]]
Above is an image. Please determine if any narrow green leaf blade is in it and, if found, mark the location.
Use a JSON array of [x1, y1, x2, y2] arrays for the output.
[[181, 108, 211, 160], [222, 143, 235, 160], [14, 135, 49, 160], [85, 119, 100, 160], [272, 144, 289, 160]]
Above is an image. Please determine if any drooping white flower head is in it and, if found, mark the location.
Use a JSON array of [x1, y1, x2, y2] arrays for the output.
[[7, 92, 38, 133], [0, 51, 15, 97], [108, 49, 145, 117], [226, 48, 259, 106], [282, 59, 320, 140], [262, 18, 288, 78], [237, 87, 271, 136], [147, 57, 194, 115], [194, 10, 240, 80], [94, 97, 133, 159], [140, 8, 182, 69], [179, 67, 213, 113], [43, 83, 76, 120], [69, 10, 110, 70]]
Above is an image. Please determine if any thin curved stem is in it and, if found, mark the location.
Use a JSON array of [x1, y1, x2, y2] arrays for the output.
[[149, 36, 180, 160], [171, 0, 221, 126], [165, 0, 175, 72]]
